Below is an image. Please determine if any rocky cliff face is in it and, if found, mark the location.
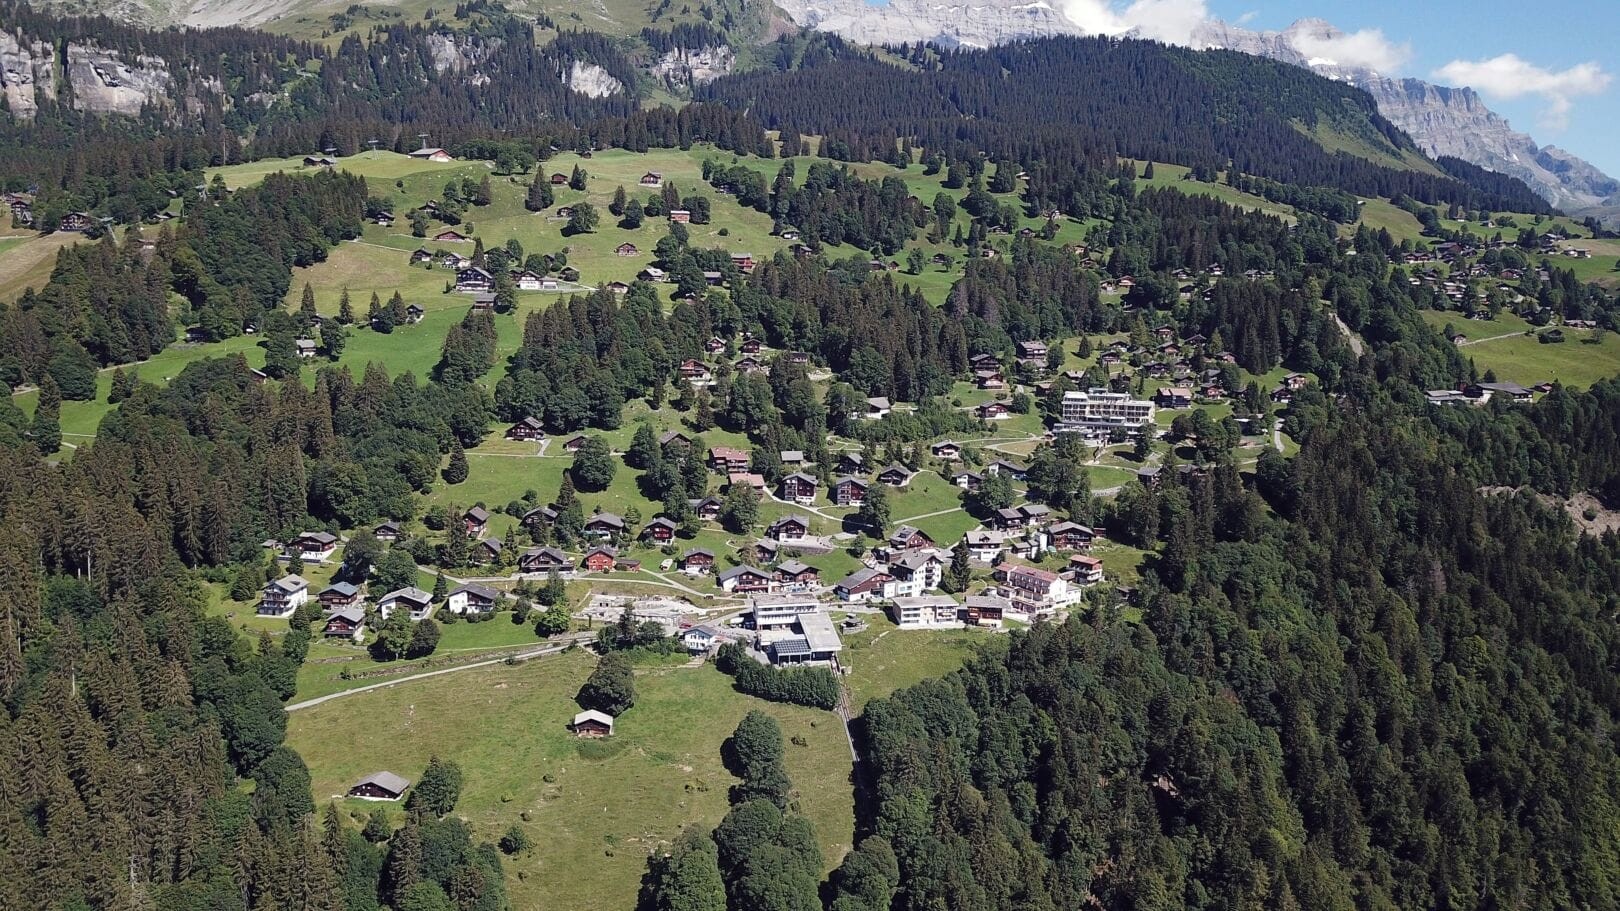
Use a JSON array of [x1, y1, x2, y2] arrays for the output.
[[772, 0, 1082, 49], [564, 61, 624, 99], [0, 32, 56, 120], [650, 45, 736, 87], [1, 34, 177, 120]]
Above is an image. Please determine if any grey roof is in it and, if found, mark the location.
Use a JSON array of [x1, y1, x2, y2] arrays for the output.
[[892, 551, 941, 571], [586, 512, 625, 528], [327, 606, 366, 624], [833, 475, 868, 488], [451, 583, 502, 601], [381, 586, 432, 605], [797, 611, 843, 653], [780, 450, 805, 462], [776, 559, 815, 576], [319, 581, 359, 598], [269, 574, 309, 593], [837, 567, 887, 589], [719, 565, 768, 582], [965, 594, 1012, 610], [299, 531, 339, 545], [465, 506, 491, 522], [521, 546, 568, 564], [890, 524, 928, 543], [768, 514, 810, 531], [879, 463, 912, 478], [683, 547, 716, 559], [782, 471, 818, 486], [573, 709, 615, 728], [355, 771, 410, 794]]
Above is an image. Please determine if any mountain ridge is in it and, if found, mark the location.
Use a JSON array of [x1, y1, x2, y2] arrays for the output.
[[769, 1, 1617, 218]]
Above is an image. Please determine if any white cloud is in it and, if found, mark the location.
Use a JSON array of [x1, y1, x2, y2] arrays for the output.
[[1434, 54, 1612, 129], [1234, 10, 1258, 25], [1287, 26, 1410, 73], [1058, 0, 1211, 46]]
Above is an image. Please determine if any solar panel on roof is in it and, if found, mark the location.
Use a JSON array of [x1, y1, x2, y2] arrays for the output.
[[770, 637, 811, 657]]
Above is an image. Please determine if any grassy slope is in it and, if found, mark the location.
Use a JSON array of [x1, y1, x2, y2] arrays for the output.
[[287, 651, 857, 911]]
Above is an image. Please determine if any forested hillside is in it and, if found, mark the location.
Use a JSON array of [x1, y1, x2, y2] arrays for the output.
[[5, 4, 1620, 911], [852, 384, 1620, 910], [701, 36, 1548, 214]]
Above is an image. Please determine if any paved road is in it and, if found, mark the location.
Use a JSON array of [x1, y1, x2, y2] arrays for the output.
[[284, 636, 589, 712]]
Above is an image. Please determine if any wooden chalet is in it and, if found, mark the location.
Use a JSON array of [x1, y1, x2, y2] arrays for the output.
[[582, 546, 618, 573], [831, 476, 869, 507], [348, 772, 410, 800], [571, 710, 615, 738], [506, 416, 546, 441]]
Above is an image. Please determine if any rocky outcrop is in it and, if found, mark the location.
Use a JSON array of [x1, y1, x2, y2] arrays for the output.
[[0, 32, 55, 120], [564, 60, 624, 99], [65, 43, 173, 117], [2, 35, 176, 120], [772, 0, 1082, 49], [650, 45, 735, 87]]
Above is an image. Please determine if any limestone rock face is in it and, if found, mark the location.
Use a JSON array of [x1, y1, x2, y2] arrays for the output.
[[565, 61, 624, 99], [772, 0, 1084, 49], [0, 32, 56, 120], [651, 45, 735, 87]]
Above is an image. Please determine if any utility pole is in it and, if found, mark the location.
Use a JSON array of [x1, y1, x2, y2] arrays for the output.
[[417, 132, 431, 151]]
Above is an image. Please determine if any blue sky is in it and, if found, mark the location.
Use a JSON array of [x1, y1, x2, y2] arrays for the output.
[[1058, 0, 1620, 177]]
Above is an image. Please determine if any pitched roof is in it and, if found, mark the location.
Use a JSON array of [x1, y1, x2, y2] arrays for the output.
[[327, 606, 366, 624], [719, 565, 768, 582], [319, 581, 359, 598], [354, 771, 410, 794], [450, 583, 502, 601], [381, 586, 432, 605], [269, 574, 308, 592], [837, 567, 888, 589], [573, 709, 616, 727]]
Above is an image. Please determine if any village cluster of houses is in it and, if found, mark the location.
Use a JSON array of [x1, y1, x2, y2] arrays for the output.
[[255, 528, 512, 640]]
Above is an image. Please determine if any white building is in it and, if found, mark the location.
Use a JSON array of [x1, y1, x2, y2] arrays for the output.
[[750, 593, 821, 630], [378, 586, 434, 621], [259, 574, 309, 617], [892, 595, 962, 629], [1059, 389, 1155, 437]]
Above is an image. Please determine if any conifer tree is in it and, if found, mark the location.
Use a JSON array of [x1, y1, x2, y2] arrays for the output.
[[31, 377, 63, 455], [443, 440, 469, 484]]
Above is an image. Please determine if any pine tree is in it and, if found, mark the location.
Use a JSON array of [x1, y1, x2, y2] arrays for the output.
[[231, 562, 263, 601], [431, 572, 448, 603], [321, 320, 348, 359], [610, 185, 627, 216], [31, 376, 61, 454], [525, 178, 553, 212], [443, 441, 469, 484], [568, 164, 587, 191], [107, 365, 137, 403], [298, 283, 319, 328], [944, 540, 973, 593], [337, 288, 355, 324]]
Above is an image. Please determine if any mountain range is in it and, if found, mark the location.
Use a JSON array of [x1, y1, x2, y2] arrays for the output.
[[771, 0, 1619, 220]]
